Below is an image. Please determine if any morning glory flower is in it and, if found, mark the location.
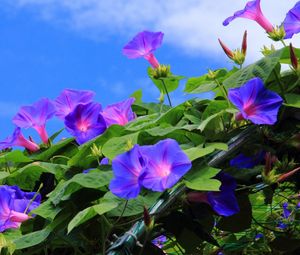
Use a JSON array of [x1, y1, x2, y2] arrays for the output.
[[282, 2, 300, 39], [64, 102, 106, 145], [228, 77, 283, 125], [123, 31, 164, 68], [109, 145, 144, 199], [101, 97, 136, 127], [223, 0, 274, 33], [54, 89, 95, 119], [140, 139, 192, 192], [187, 172, 239, 217], [0, 185, 41, 232], [13, 98, 55, 144], [230, 151, 265, 169], [152, 235, 167, 249], [0, 127, 40, 152]]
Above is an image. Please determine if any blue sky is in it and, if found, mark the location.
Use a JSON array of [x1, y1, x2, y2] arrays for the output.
[[0, 0, 298, 141]]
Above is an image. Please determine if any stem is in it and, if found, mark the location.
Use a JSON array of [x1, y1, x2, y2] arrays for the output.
[[273, 70, 286, 101], [24, 183, 43, 214], [280, 39, 287, 47], [214, 78, 231, 107], [138, 229, 151, 255], [160, 79, 172, 107]]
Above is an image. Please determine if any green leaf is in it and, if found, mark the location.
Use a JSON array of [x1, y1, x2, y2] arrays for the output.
[[32, 200, 62, 221], [184, 166, 221, 191], [0, 150, 32, 164], [14, 228, 51, 250], [102, 132, 140, 160], [198, 112, 222, 132], [67, 201, 118, 233], [49, 170, 113, 205], [5, 162, 67, 190], [284, 93, 300, 108], [223, 49, 284, 89], [130, 89, 143, 103]]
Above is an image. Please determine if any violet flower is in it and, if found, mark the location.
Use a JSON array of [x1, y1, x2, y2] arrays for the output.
[[140, 139, 192, 192], [13, 98, 55, 144], [0, 185, 41, 232], [54, 89, 95, 119], [223, 0, 274, 33], [109, 145, 144, 199], [152, 235, 167, 249], [282, 2, 300, 39], [187, 172, 239, 217], [123, 31, 164, 68], [101, 98, 135, 127], [0, 127, 40, 152], [64, 102, 106, 145], [230, 151, 265, 169], [228, 77, 283, 125]]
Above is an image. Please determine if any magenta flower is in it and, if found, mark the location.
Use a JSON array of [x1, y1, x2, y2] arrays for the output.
[[282, 2, 300, 39], [140, 139, 192, 192], [54, 89, 95, 119], [223, 0, 274, 32], [0, 127, 40, 152], [0, 185, 41, 232], [109, 145, 144, 199], [13, 98, 55, 144], [64, 102, 106, 145], [123, 31, 164, 68], [101, 98, 135, 127], [228, 77, 283, 125], [187, 172, 239, 217]]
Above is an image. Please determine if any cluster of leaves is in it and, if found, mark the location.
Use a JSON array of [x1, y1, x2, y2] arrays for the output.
[[0, 39, 300, 255]]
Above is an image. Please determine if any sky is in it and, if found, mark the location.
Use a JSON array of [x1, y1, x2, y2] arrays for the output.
[[0, 0, 298, 141]]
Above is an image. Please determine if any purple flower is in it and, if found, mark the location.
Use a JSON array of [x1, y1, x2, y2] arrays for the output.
[[0, 127, 40, 152], [100, 157, 109, 165], [282, 2, 300, 39], [152, 235, 167, 249], [109, 145, 144, 199], [54, 89, 95, 120], [101, 98, 136, 127], [123, 31, 164, 68], [230, 151, 265, 169], [206, 172, 240, 216], [228, 77, 283, 125], [13, 98, 55, 144], [255, 233, 264, 240], [140, 139, 192, 192], [187, 172, 239, 217], [0, 185, 41, 232], [223, 0, 274, 32], [64, 102, 106, 145], [282, 202, 291, 219]]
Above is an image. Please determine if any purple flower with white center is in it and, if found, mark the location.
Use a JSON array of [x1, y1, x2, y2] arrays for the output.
[[230, 151, 265, 169], [123, 31, 164, 68], [54, 89, 95, 119], [101, 98, 136, 127], [0, 185, 41, 232], [152, 235, 167, 249], [228, 77, 283, 125], [0, 127, 40, 152], [13, 98, 55, 144], [187, 172, 239, 217], [140, 139, 192, 192], [223, 0, 274, 33], [282, 2, 300, 39], [109, 145, 144, 199], [64, 102, 106, 145]]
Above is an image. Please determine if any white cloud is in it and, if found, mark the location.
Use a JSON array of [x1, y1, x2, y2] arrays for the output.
[[2, 0, 299, 62]]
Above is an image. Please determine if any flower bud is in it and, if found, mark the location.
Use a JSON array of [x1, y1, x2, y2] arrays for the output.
[[143, 206, 154, 229], [241, 30, 247, 55], [277, 167, 300, 182], [207, 69, 217, 79], [261, 45, 276, 56], [290, 43, 298, 70], [218, 38, 234, 59], [90, 144, 102, 157], [150, 64, 171, 79]]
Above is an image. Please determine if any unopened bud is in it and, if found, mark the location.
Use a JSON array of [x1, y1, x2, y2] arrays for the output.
[[218, 38, 234, 59], [91, 144, 102, 157], [268, 25, 286, 41], [143, 206, 153, 229], [207, 69, 217, 79], [289, 43, 298, 70], [241, 30, 247, 55], [277, 167, 300, 182], [232, 50, 246, 65], [264, 152, 277, 176], [125, 139, 134, 151]]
